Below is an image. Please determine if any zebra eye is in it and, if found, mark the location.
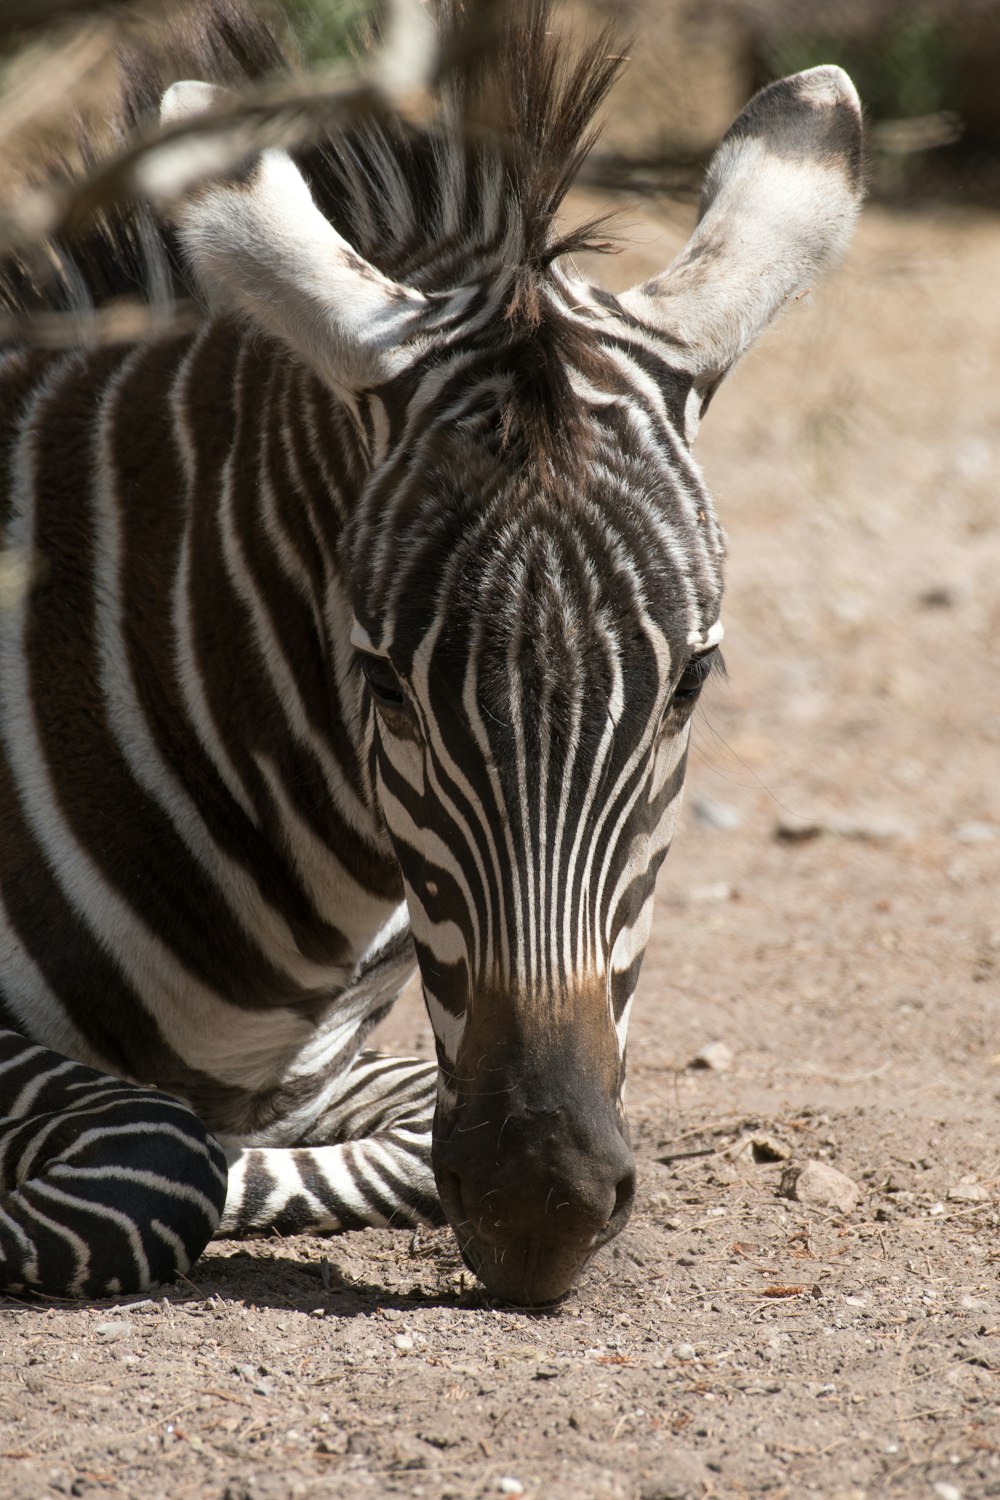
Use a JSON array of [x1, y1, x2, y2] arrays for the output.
[[673, 648, 719, 704], [360, 655, 406, 711]]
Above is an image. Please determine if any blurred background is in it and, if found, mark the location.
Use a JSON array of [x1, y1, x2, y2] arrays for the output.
[[3, 0, 1000, 200]]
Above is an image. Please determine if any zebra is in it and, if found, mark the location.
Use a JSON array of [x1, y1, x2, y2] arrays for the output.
[[0, 0, 862, 1306]]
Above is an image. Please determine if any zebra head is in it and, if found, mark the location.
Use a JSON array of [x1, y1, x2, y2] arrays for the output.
[[166, 60, 862, 1304]]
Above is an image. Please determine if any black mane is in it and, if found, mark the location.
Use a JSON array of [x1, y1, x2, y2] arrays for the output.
[[0, 0, 624, 327]]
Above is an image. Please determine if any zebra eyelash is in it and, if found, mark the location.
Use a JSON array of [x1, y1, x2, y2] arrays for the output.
[[359, 653, 409, 712], [672, 646, 725, 704]]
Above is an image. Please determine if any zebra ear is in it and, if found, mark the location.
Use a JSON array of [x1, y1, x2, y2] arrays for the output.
[[619, 66, 863, 433], [159, 81, 428, 390]]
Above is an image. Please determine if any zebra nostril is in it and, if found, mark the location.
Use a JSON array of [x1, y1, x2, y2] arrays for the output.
[[612, 1169, 636, 1223]]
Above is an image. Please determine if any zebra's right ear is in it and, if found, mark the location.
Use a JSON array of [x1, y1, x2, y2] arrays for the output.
[[158, 81, 429, 391], [619, 66, 863, 435]]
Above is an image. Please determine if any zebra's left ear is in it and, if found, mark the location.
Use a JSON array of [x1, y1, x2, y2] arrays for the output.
[[619, 66, 863, 434], [159, 81, 429, 391]]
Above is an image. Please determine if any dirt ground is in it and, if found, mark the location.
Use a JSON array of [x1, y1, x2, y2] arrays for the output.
[[2, 186, 999, 1499]]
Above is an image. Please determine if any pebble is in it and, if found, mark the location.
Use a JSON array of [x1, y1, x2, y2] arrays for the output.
[[779, 1160, 861, 1214], [954, 820, 996, 844], [933, 1483, 962, 1500], [774, 811, 916, 843], [947, 1182, 989, 1202], [917, 585, 958, 609], [94, 1321, 133, 1340], [394, 1333, 415, 1352], [497, 1480, 524, 1496], [753, 1134, 791, 1162], [691, 795, 743, 831], [639, 1453, 709, 1500], [673, 1343, 697, 1361], [689, 1041, 733, 1072], [688, 881, 736, 904]]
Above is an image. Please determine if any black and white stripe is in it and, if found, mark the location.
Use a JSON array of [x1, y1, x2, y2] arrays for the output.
[[0, 1, 862, 1301], [0, 1029, 227, 1296]]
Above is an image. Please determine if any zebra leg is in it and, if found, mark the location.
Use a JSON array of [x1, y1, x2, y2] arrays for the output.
[[0, 1029, 228, 1298], [220, 1051, 445, 1236]]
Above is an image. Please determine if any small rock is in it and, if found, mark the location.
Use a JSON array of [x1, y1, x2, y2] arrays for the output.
[[394, 1333, 415, 1352], [691, 795, 743, 831], [775, 811, 916, 843], [774, 815, 824, 843], [947, 1182, 989, 1203], [420, 1429, 460, 1451], [94, 1322, 133, 1340], [779, 1161, 861, 1214], [954, 820, 996, 844], [835, 812, 918, 841], [315, 1435, 347, 1456], [389, 1442, 427, 1472], [639, 1453, 709, 1500], [672, 1343, 697, 1361], [497, 1480, 524, 1497], [883, 1171, 912, 1194], [933, 1483, 962, 1500], [748, 1133, 791, 1163], [319, 1257, 344, 1290], [689, 1041, 733, 1072], [688, 881, 736, 904], [917, 585, 957, 609], [253, 1378, 275, 1397]]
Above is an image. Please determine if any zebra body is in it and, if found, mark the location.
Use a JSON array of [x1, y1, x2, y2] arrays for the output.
[[0, 2, 862, 1303]]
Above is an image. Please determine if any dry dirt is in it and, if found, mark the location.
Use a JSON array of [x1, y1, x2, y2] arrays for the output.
[[1, 192, 999, 1500]]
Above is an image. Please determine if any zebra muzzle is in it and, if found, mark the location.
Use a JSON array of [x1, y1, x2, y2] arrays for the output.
[[433, 1094, 635, 1306]]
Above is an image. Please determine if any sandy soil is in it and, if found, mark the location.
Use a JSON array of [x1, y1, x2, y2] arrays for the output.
[[1, 195, 998, 1500]]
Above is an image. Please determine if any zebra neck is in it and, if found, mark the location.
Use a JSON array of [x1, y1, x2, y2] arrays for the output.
[[0, 322, 406, 1062]]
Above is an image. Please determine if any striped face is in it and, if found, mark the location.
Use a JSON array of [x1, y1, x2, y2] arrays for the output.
[[348, 332, 725, 1303]]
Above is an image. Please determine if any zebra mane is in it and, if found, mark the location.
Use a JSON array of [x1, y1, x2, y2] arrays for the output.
[[0, 0, 624, 328]]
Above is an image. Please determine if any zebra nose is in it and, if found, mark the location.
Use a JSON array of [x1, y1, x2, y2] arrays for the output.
[[434, 1111, 636, 1304], [439, 1158, 635, 1306]]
